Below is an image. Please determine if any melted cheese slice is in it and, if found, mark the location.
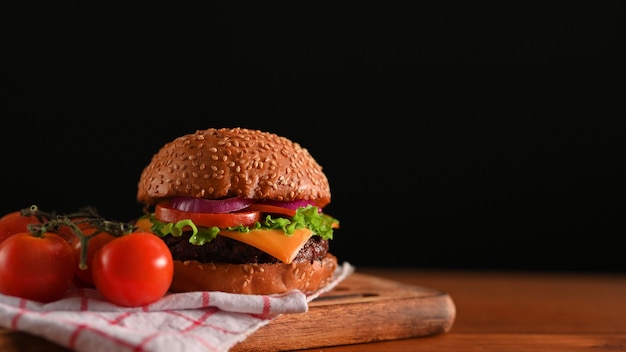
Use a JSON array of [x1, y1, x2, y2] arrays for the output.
[[218, 228, 314, 264]]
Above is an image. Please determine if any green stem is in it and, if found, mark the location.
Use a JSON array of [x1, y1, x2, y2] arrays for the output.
[[21, 204, 135, 269]]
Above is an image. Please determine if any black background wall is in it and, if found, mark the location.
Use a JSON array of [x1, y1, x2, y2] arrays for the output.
[[5, 3, 625, 272]]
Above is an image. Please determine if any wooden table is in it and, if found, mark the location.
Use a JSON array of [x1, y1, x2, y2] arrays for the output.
[[336, 268, 626, 352], [2, 268, 626, 351]]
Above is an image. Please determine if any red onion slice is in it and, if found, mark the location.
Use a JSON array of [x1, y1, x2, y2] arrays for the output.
[[170, 197, 254, 214]]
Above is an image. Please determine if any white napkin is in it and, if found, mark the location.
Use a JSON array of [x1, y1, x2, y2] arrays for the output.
[[0, 262, 355, 352]]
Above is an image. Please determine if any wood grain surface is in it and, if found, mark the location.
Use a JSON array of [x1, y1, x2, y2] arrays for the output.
[[232, 272, 456, 351]]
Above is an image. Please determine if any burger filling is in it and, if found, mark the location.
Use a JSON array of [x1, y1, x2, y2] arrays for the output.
[[144, 198, 339, 265]]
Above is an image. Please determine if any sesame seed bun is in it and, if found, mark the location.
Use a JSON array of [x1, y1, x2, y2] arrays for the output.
[[137, 128, 338, 295], [137, 127, 331, 208]]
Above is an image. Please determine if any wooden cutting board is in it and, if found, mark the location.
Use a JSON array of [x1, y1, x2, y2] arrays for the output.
[[232, 271, 456, 351]]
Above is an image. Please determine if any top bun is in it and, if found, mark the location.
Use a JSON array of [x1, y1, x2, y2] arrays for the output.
[[137, 127, 331, 208]]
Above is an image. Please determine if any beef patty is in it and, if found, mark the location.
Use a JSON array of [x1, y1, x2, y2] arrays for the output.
[[162, 233, 329, 264]]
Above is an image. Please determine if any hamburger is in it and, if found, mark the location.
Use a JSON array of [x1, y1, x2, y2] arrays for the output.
[[136, 127, 339, 295]]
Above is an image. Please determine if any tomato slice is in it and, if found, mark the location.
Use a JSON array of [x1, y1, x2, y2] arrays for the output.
[[243, 204, 297, 218], [155, 203, 261, 228]]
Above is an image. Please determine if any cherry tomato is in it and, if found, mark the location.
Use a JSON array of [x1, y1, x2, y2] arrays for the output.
[[155, 202, 261, 228], [0, 211, 41, 244], [0, 232, 75, 302], [70, 228, 116, 285], [92, 232, 173, 307]]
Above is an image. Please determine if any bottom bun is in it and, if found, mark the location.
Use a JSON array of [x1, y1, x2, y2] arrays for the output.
[[169, 253, 338, 295]]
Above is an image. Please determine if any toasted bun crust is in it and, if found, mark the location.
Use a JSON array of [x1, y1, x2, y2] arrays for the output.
[[137, 127, 331, 208], [169, 254, 338, 295]]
